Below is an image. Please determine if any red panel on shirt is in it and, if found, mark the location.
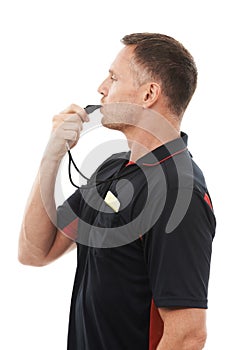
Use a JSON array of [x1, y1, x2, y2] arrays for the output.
[[149, 299, 164, 349]]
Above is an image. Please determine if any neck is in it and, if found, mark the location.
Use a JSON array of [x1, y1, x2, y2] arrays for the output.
[[124, 123, 180, 162], [128, 139, 162, 162]]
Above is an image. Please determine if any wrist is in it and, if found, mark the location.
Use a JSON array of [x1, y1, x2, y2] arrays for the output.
[[43, 134, 69, 162], [40, 153, 62, 182], [42, 142, 66, 163], [41, 152, 63, 165]]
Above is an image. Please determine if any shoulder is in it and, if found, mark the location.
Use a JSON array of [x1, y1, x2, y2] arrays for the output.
[[87, 151, 130, 182], [95, 151, 129, 171]]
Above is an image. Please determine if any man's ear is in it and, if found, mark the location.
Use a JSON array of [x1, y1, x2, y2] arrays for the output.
[[142, 82, 161, 108]]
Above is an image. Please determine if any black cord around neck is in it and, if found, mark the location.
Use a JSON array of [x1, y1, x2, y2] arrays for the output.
[[67, 149, 139, 189], [68, 149, 90, 189]]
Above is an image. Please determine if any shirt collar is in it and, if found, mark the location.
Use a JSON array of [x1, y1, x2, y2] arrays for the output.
[[132, 132, 188, 167]]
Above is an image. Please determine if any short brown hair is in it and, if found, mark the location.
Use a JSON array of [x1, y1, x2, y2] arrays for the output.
[[121, 33, 197, 117]]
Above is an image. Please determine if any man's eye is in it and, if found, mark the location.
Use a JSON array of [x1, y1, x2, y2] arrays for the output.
[[111, 75, 117, 81]]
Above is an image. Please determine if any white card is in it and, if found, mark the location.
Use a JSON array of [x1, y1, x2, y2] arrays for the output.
[[104, 190, 120, 213]]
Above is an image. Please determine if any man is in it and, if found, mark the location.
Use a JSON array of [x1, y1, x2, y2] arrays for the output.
[[18, 33, 216, 349]]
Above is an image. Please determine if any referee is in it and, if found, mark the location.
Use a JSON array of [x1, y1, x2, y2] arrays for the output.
[[19, 33, 216, 350]]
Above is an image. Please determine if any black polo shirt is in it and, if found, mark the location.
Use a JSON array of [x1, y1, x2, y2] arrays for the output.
[[57, 132, 216, 350]]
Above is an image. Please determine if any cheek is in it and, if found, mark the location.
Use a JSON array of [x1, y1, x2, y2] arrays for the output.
[[108, 84, 140, 103]]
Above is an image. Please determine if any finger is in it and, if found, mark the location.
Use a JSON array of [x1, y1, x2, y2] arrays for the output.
[[62, 130, 79, 142], [61, 112, 89, 123], [52, 114, 83, 131], [63, 122, 83, 132], [53, 113, 86, 123], [63, 113, 86, 123], [61, 104, 89, 122]]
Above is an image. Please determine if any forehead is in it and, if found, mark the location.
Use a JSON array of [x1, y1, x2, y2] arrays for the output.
[[110, 45, 136, 73]]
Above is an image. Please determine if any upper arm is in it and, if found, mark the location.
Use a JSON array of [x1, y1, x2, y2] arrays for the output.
[[19, 228, 76, 267], [43, 230, 76, 265], [45, 188, 83, 265]]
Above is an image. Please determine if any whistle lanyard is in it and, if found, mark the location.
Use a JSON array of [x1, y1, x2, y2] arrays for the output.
[[67, 147, 188, 190], [66, 104, 101, 188], [67, 147, 139, 189]]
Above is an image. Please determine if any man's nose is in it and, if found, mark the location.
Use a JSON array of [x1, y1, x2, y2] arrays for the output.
[[97, 78, 109, 97]]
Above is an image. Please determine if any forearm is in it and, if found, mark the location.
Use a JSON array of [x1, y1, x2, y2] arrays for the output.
[[18, 104, 88, 265], [156, 308, 207, 350], [18, 156, 61, 265], [156, 323, 206, 350], [156, 334, 206, 350], [156, 336, 205, 350]]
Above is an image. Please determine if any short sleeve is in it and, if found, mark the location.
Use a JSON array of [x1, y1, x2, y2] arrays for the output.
[[141, 189, 216, 309], [57, 189, 84, 241]]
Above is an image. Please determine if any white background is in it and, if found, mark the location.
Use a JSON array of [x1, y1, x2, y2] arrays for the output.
[[0, 0, 233, 349]]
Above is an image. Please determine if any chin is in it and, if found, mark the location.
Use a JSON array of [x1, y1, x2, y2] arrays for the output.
[[101, 116, 125, 131]]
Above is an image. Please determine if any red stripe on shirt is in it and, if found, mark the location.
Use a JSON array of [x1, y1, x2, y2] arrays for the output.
[[62, 218, 79, 241], [149, 299, 164, 350]]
